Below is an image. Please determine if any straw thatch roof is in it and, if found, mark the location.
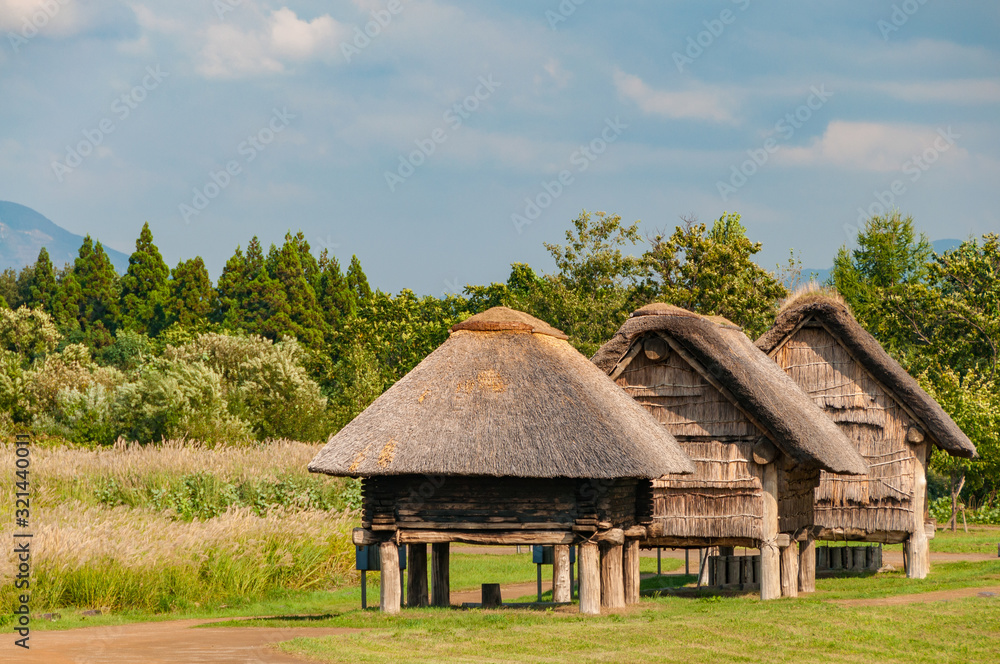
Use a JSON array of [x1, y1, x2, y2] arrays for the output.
[[592, 303, 869, 475], [756, 295, 977, 458], [309, 307, 695, 479]]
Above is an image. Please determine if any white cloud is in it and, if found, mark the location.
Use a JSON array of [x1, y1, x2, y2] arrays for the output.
[[0, 0, 99, 38], [779, 121, 969, 172], [197, 7, 348, 78], [877, 79, 1000, 105], [613, 69, 738, 124]]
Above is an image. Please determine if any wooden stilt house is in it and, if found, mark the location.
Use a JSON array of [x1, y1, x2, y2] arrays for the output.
[[755, 292, 977, 582], [592, 304, 868, 599], [309, 307, 694, 614]]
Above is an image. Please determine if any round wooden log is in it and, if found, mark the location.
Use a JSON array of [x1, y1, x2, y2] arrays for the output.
[[431, 542, 451, 606], [713, 554, 726, 586], [726, 555, 741, 588], [798, 537, 816, 593], [379, 541, 401, 614], [579, 542, 601, 615], [481, 583, 502, 609], [780, 544, 798, 598], [623, 540, 641, 605], [907, 442, 930, 579], [760, 463, 781, 600], [752, 438, 779, 465], [599, 541, 625, 609], [906, 426, 925, 444], [407, 544, 429, 607], [553, 544, 571, 603], [643, 336, 668, 361]]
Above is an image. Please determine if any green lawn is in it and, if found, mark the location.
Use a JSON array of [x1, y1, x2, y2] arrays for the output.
[[930, 526, 1000, 554]]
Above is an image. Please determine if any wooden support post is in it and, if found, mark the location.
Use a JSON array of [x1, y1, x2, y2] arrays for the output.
[[760, 463, 781, 600], [379, 541, 401, 614], [780, 543, 798, 598], [798, 536, 816, 593], [698, 548, 711, 586], [684, 549, 689, 576], [599, 541, 625, 609], [482, 583, 502, 609], [623, 539, 640, 605], [407, 544, 428, 608], [579, 542, 601, 615], [726, 556, 741, 588], [906, 442, 930, 579], [431, 542, 450, 607], [553, 544, 571, 603]]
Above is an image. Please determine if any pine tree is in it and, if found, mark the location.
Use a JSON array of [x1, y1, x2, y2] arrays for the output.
[[317, 249, 357, 333], [74, 237, 120, 345], [269, 232, 326, 346], [167, 257, 214, 328], [120, 222, 170, 335], [346, 255, 372, 302], [23, 247, 57, 311], [215, 245, 247, 326], [292, 231, 319, 288], [0, 268, 18, 309], [51, 271, 83, 334]]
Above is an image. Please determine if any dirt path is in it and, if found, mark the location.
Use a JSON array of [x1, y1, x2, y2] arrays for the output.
[[16, 618, 360, 664], [832, 585, 1000, 607]]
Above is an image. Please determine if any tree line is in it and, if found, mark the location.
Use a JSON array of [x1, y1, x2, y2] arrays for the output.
[[0, 210, 996, 504]]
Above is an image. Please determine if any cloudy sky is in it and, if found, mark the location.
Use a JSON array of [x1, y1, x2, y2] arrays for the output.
[[1, 0, 998, 294]]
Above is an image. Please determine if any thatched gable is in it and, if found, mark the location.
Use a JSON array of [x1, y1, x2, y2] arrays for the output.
[[592, 303, 868, 476], [309, 307, 694, 479], [756, 296, 977, 459]]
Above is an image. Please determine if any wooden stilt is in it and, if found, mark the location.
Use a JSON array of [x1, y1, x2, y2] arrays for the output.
[[406, 544, 428, 607], [579, 542, 600, 615], [906, 442, 929, 579], [553, 544, 571, 603], [760, 463, 781, 600], [798, 536, 816, 593], [623, 539, 640, 605], [379, 541, 401, 614], [600, 541, 625, 609], [780, 543, 798, 598], [431, 542, 450, 607]]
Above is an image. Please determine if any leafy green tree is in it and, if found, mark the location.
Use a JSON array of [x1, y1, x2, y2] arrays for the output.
[[167, 257, 215, 329], [831, 212, 933, 358], [642, 212, 788, 338], [316, 250, 357, 335], [120, 222, 170, 335], [51, 271, 83, 334], [215, 245, 248, 327], [268, 232, 326, 346], [0, 268, 18, 309], [0, 307, 61, 360]]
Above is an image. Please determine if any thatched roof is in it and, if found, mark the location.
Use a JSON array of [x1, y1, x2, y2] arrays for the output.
[[592, 303, 869, 475], [309, 307, 695, 479], [756, 295, 977, 458]]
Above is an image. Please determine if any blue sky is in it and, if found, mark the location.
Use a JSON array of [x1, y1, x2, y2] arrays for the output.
[[1, 1, 998, 295]]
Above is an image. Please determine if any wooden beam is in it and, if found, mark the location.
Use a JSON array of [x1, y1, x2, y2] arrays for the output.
[[379, 541, 401, 614], [396, 530, 578, 545], [609, 341, 644, 381], [579, 542, 601, 615], [552, 544, 571, 604], [431, 543, 450, 607], [760, 463, 781, 600], [600, 541, 625, 609], [594, 528, 624, 545], [623, 525, 647, 538], [353, 528, 391, 546], [780, 542, 798, 598], [406, 544, 428, 608], [623, 539, 640, 605], [798, 536, 816, 593], [905, 441, 929, 579]]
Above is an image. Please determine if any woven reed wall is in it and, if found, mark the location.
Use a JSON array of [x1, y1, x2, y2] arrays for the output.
[[778, 457, 820, 533], [617, 345, 763, 540], [774, 325, 917, 535], [361, 476, 637, 532]]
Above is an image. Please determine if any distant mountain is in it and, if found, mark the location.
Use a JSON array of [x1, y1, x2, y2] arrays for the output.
[[799, 238, 964, 287], [0, 201, 129, 273]]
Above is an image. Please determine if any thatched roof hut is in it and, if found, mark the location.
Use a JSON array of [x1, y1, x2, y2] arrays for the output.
[[756, 292, 977, 579], [593, 303, 867, 598], [310, 306, 693, 613]]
